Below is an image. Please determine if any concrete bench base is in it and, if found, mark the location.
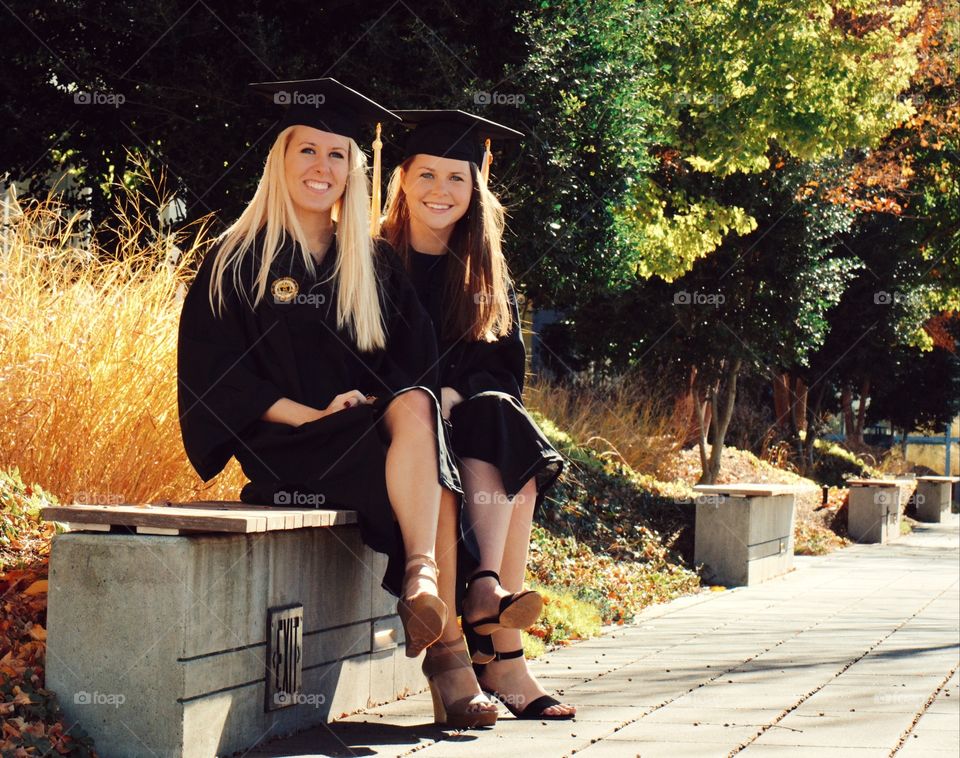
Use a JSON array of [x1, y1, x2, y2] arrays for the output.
[[916, 477, 958, 523], [848, 484, 901, 543], [46, 525, 422, 758], [692, 487, 798, 586]]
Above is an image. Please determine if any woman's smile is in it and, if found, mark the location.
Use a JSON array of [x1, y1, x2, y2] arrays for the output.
[[304, 179, 332, 195]]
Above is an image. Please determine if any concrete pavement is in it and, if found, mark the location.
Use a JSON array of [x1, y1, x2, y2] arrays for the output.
[[246, 518, 959, 758]]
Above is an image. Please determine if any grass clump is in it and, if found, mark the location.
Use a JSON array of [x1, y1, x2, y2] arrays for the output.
[[526, 377, 687, 481], [526, 584, 602, 646], [525, 410, 701, 632]]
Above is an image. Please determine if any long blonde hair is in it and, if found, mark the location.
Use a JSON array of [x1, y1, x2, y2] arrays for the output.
[[381, 158, 512, 342], [208, 125, 386, 351]]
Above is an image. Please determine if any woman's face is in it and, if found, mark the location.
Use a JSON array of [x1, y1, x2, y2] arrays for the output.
[[401, 154, 473, 241], [283, 125, 350, 222]]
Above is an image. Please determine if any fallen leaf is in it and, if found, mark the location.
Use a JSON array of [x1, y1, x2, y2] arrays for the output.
[[23, 580, 48, 596]]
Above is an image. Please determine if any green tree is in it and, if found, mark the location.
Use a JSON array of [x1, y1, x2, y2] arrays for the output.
[[571, 159, 860, 482], [512, 0, 922, 309]]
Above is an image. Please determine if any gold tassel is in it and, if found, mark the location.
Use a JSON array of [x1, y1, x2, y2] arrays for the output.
[[480, 138, 493, 183], [370, 122, 383, 235]]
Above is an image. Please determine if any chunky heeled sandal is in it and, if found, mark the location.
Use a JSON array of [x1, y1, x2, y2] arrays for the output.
[[476, 649, 575, 720], [397, 553, 448, 658], [462, 570, 543, 664], [423, 637, 499, 729]]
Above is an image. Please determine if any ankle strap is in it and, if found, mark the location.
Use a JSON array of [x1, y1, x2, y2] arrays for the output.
[[490, 648, 524, 662], [403, 553, 439, 588], [405, 553, 438, 571], [422, 636, 472, 676], [467, 569, 500, 587]]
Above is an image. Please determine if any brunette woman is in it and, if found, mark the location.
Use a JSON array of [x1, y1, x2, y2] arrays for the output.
[[381, 110, 574, 720]]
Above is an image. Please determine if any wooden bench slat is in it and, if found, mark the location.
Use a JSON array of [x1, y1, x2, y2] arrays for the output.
[[692, 483, 817, 498], [846, 478, 907, 488], [41, 504, 358, 534]]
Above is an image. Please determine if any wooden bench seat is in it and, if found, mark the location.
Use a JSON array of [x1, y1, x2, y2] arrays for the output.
[[42, 501, 357, 535]]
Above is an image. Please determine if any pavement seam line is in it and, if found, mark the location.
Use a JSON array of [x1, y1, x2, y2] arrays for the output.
[[564, 548, 940, 756], [726, 579, 958, 756], [564, 587, 857, 754], [888, 662, 960, 756]]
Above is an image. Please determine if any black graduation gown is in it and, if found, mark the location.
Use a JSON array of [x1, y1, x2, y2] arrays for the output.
[[177, 235, 461, 596], [407, 250, 564, 510]]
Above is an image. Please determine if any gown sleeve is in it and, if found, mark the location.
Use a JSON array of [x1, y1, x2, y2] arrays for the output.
[[177, 250, 285, 481], [446, 283, 526, 402], [376, 243, 442, 398]]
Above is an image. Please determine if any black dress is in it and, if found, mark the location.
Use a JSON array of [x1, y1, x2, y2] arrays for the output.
[[177, 234, 461, 595], [407, 250, 564, 510]]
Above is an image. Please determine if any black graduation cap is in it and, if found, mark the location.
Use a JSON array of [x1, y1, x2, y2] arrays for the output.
[[249, 78, 399, 142], [394, 110, 523, 167]]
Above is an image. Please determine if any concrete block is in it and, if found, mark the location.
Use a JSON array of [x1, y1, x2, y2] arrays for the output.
[[916, 478, 957, 523], [45, 525, 421, 758], [694, 493, 796, 586], [848, 485, 901, 543]]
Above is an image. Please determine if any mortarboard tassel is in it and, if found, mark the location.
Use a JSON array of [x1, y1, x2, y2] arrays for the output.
[[370, 122, 383, 234], [480, 138, 493, 184]]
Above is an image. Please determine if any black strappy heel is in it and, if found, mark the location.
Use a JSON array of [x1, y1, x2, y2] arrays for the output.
[[462, 570, 543, 664], [475, 649, 576, 720]]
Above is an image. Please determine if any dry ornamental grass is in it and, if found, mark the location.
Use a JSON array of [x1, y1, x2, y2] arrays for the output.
[[0, 166, 248, 507]]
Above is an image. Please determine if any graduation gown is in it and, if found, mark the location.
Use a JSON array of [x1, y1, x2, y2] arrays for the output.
[[177, 234, 461, 595], [407, 250, 563, 508]]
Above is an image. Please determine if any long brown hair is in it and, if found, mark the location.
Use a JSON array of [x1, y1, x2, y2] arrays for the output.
[[381, 158, 512, 342]]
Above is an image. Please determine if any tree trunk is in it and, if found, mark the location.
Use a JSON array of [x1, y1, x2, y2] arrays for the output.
[[841, 383, 856, 442], [693, 376, 711, 481], [854, 376, 870, 441], [773, 373, 791, 433], [794, 378, 808, 433], [697, 358, 743, 485], [801, 382, 828, 477], [676, 365, 712, 446]]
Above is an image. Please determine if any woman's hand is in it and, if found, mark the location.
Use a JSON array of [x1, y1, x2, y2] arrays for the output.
[[440, 386, 464, 420], [262, 391, 372, 427], [323, 390, 374, 417]]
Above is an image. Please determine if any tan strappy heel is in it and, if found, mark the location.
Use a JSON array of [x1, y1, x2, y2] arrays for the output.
[[397, 553, 448, 658], [423, 636, 499, 728]]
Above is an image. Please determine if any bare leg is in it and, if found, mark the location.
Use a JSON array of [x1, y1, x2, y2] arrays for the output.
[[430, 487, 497, 715], [435, 487, 461, 641], [381, 390, 442, 597], [460, 457, 517, 619], [485, 478, 576, 717]]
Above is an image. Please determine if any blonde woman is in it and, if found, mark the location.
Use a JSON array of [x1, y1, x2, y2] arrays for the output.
[[177, 81, 498, 728], [382, 111, 573, 720]]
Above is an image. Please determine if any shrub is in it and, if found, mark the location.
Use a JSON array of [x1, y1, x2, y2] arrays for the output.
[[811, 438, 882, 486]]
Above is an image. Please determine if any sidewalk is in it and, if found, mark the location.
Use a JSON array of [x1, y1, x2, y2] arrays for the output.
[[247, 518, 960, 758]]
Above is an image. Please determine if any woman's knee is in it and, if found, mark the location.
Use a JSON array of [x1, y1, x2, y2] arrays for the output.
[[384, 388, 436, 436]]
